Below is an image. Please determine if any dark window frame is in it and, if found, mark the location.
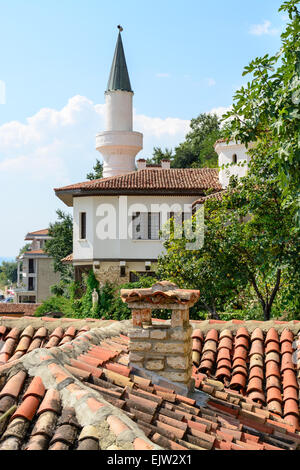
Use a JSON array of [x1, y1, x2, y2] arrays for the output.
[[28, 277, 35, 291], [28, 259, 35, 274], [80, 212, 87, 240]]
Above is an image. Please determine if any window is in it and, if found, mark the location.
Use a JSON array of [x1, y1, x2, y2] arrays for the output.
[[148, 212, 160, 240], [28, 259, 35, 274], [232, 154, 238, 164], [28, 277, 35, 291], [120, 266, 126, 277], [132, 213, 160, 240], [167, 211, 187, 238], [80, 212, 87, 240]]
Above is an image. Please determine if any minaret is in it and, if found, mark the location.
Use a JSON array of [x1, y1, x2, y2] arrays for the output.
[[96, 26, 143, 178]]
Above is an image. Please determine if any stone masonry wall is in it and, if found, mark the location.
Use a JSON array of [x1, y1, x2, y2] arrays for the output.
[[129, 324, 193, 385]]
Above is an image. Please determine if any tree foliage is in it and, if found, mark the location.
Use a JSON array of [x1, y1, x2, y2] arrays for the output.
[[44, 210, 73, 281], [148, 113, 221, 169], [158, 172, 299, 320], [0, 261, 17, 285], [158, 1, 300, 321], [223, 0, 300, 221], [87, 159, 103, 180], [172, 113, 221, 169]]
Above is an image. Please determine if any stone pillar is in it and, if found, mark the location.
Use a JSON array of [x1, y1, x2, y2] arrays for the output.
[[121, 281, 200, 390], [129, 317, 193, 386]]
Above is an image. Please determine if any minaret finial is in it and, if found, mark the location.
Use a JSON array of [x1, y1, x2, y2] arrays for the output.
[[117, 25, 123, 32]]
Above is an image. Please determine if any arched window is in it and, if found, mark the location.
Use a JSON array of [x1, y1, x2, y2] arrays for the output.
[[232, 154, 237, 164]]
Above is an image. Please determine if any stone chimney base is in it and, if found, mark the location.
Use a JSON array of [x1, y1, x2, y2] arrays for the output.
[[129, 323, 193, 387]]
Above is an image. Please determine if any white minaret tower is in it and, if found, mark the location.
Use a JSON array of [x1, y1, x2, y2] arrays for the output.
[[96, 26, 143, 178]]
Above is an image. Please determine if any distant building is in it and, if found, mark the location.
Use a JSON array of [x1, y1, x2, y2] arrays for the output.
[[15, 229, 60, 303]]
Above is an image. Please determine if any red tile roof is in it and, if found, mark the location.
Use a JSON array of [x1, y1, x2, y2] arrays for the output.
[[61, 253, 73, 264], [25, 229, 49, 241], [26, 229, 49, 237], [192, 326, 300, 431], [54, 168, 222, 195], [0, 304, 41, 318], [0, 319, 299, 450], [193, 191, 225, 207], [23, 249, 46, 255]]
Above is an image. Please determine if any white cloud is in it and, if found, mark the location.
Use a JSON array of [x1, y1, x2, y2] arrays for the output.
[[249, 20, 280, 36], [0, 95, 191, 185], [134, 112, 190, 138], [208, 106, 232, 120]]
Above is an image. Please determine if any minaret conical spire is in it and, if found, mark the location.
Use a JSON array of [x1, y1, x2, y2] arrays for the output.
[[106, 27, 133, 93], [96, 26, 143, 178]]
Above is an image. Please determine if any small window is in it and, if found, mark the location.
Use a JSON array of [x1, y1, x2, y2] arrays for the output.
[[232, 154, 237, 164], [132, 213, 160, 240], [28, 259, 35, 274], [148, 213, 160, 240], [120, 266, 126, 277], [80, 212, 87, 240], [28, 277, 35, 291]]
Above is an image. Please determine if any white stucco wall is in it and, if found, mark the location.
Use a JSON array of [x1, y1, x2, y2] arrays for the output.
[[105, 90, 133, 132], [215, 141, 251, 188], [73, 195, 198, 262]]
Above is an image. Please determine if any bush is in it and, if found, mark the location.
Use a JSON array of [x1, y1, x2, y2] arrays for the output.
[[35, 296, 73, 317]]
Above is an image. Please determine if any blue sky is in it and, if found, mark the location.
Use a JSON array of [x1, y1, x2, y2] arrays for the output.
[[0, 0, 285, 256]]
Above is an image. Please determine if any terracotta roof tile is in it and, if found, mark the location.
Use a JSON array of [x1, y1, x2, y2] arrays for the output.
[[55, 168, 222, 194], [0, 318, 299, 450], [0, 371, 27, 400]]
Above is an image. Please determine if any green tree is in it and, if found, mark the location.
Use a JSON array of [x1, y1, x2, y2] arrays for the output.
[[223, 0, 300, 221], [147, 147, 174, 165], [18, 244, 31, 256], [0, 261, 17, 285], [158, 172, 298, 321], [87, 159, 103, 180], [157, 235, 244, 319], [44, 210, 73, 281], [172, 113, 221, 169]]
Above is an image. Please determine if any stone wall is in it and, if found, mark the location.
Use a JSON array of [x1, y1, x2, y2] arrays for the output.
[[94, 264, 129, 286], [36, 258, 61, 303], [129, 323, 193, 385], [94, 261, 157, 286]]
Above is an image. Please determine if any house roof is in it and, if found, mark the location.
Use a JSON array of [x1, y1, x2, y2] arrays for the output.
[[55, 168, 222, 206], [0, 317, 299, 451], [193, 191, 225, 207], [25, 229, 49, 240], [0, 304, 41, 318], [61, 253, 73, 264], [23, 250, 46, 256], [192, 324, 300, 433], [106, 31, 133, 93]]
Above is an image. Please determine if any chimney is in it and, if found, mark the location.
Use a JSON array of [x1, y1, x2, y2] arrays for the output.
[[121, 281, 200, 391], [161, 159, 171, 169], [137, 159, 147, 170]]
